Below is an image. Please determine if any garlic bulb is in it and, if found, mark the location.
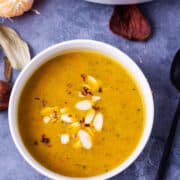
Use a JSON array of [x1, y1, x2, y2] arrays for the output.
[[0, 0, 34, 18]]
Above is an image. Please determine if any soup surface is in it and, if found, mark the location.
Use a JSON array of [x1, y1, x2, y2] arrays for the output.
[[18, 51, 145, 177]]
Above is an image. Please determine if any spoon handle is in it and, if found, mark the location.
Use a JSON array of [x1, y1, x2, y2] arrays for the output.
[[156, 98, 180, 180]]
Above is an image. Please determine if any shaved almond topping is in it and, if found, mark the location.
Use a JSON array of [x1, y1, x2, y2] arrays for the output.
[[60, 134, 70, 144], [78, 130, 92, 149], [71, 122, 80, 127], [75, 100, 91, 110], [87, 75, 99, 89], [61, 114, 72, 123], [93, 113, 103, 132], [43, 116, 51, 124], [84, 109, 95, 125], [92, 95, 101, 102], [40, 74, 104, 150], [71, 122, 81, 133]]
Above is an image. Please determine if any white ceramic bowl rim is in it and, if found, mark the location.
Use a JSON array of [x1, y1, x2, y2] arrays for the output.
[[85, 0, 152, 5], [9, 39, 154, 180]]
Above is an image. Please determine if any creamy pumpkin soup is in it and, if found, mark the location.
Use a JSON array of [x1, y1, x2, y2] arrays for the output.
[[18, 51, 145, 177]]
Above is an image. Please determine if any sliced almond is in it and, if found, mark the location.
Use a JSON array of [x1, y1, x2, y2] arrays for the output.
[[84, 109, 95, 124], [61, 114, 72, 123], [71, 122, 81, 133], [71, 122, 80, 127], [60, 107, 68, 113], [60, 134, 70, 144], [43, 116, 51, 124], [93, 113, 103, 132], [75, 100, 91, 111], [92, 95, 101, 102], [78, 130, 92, 150], [87, 75, 99, 90]]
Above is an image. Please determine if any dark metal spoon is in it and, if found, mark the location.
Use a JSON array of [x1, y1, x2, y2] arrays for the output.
[[156, 49, 180, 180]]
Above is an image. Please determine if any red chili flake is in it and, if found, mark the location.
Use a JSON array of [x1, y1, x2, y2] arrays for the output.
[[85, 124, 90, 127], [82, 87, 93, 96], [33, 141, 38, 145], [68, 91, 72, 95], [52, 111, 58, 118], [34, 97, 40, 100], [64, 101, 68, 104], [42, 99, 47, 107], [83, 86, 89, 93], [88, 91, 93, 96], [81, 90, 87, 96], [81, 74, 87, 82], [92, 105, 100, 111], [41, 134, 50, 144], [98, 87, 103, 93], [80, 117, 85, 124], [68, 114, 72, 117]]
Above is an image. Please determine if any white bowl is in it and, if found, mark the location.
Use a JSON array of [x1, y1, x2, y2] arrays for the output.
[[9, 40, 154, 180], [85, 0, 152, 5]]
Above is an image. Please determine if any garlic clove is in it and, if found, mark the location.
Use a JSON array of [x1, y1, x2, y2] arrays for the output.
[[93, 113, 103, 132], [75, 100, 91, 110], [43, 116, 51, 124], [92, 95, 101, 102], [60, 134, 70, 144], [61, 114, 72, 123], [84, 109, 95, 124], [78, 130, 92, 149]]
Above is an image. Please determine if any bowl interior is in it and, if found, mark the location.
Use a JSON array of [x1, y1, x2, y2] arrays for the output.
[[9, 40, 154, 180]]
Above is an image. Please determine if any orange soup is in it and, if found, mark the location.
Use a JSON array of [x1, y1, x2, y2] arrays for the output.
[[18, 51, 145, 177]]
